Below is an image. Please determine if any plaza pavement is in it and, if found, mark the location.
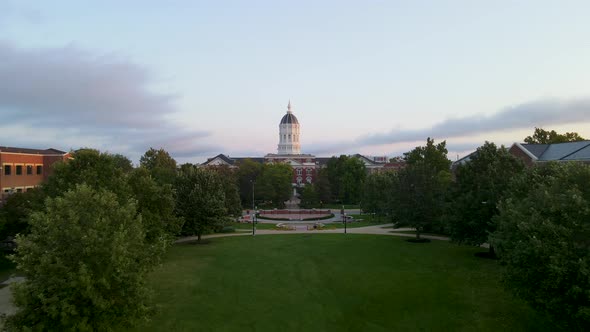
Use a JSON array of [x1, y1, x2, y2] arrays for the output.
[[176, 223, 451, 243]]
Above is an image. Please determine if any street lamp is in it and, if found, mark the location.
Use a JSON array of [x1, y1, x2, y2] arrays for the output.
[[341, 206, 347, 234], [251, 180, 256, 236]]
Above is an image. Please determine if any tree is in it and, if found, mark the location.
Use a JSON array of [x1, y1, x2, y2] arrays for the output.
[[6, 185, 155, 330], [392, 138, 451, 239], [299, 184, 319, 208], [139, 147, 177, 170], [0, 188, 45, 239], [524, 127, 586, 144], [175, 168, 227, 241], [363, 171, 396, 218], [212, 165, 242, 217], [315, 168, 332, 205], [324, 155, 367, 204], [235, 159, 262, 207], [139, 147, 177, 185], [447, 142, 525, 255], [257, 163, 293, 208], [340, 157, 366, 204], [492, 162, 590, 330], [43, 149, 179, 250], [127, 168, 183, 257], [43, 148, 132, 201]]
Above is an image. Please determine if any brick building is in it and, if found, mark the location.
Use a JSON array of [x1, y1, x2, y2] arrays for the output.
[[0, 147, 70, 201]]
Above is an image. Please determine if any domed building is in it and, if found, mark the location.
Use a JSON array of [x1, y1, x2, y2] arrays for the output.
[[201, 101, 393, 189], [277, 101, 301, 155]]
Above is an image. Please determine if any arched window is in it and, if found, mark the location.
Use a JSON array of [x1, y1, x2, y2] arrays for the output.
[[306, 176, 312, 183], [297, 176, 303, 184]]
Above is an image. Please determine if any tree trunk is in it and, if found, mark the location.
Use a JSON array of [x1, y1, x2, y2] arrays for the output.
[[489, 244, 496, 258], [197, 233, 202, 243], [416, 228, 421, 240]]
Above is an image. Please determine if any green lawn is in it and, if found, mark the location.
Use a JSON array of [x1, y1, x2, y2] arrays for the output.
[[133, 234, 555, 331]]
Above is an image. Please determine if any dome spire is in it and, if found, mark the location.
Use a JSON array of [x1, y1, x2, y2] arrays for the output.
[[287, 100, 292, 113]]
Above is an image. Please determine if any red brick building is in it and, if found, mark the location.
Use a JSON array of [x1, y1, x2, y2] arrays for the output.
[[0, 147, 70, 201]]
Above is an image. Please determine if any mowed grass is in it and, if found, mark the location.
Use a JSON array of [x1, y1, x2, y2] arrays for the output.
[[135, 234, 554, 332]]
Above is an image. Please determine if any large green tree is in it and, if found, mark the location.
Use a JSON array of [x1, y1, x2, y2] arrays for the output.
[[393, 138, 451, 239], [524, 127, 586, 144], [447, 142, 525, 255], [314, 168, 332, 205], [235, 159, 262, 207], [324, 155, 367, 204], [7, 185, 155, 330], [0, 188, 45, 239], [363, 171, 396, 218], [44, 149, 132, 200], [257, 163, 293, 208], [299, 184, 319, 208], [43, 149, 179, 250], [175, 168, 227, 241], [139, 147, 178, 185], [492, 162, 590, 330]]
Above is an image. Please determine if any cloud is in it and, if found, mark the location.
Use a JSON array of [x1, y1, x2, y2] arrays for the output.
[[357, 97, 590, 145], [309, 97, 590, 155], [0, 41, 210, 162]]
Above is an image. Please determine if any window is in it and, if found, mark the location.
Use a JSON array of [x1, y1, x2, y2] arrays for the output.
[[26, 165, 33, 175], [16, 165, 23, 175], [306, 176, 312, 183], [36, 165, 43, 175], [4, 165, 11, 176], [297, 176, 302, 184], [296, 168, 302, 175], [306, 168, 312, 174], [16, 188, 23, 193]]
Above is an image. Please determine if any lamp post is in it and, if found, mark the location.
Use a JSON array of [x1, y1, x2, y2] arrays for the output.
[[251, 180, 256, 236], [341, 206, 347, 234]]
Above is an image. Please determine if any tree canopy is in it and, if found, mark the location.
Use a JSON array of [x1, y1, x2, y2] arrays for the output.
[[257, 163, 293, 208], [325, 155, 366, 204], [524, 127, 586, 144], [447, 142, 524, 253], [7, 185, 155, 330], [393, 138, 451, 238], [492, 162, 590, 330], [139, 147, 178, 185], [175, 168, 227, 241]]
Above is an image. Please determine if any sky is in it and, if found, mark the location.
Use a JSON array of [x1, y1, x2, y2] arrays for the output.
[[1, 0, 589, 164]]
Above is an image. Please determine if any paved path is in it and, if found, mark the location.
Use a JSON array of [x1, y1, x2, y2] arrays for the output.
[[177, 224, 450, 243], [0, 277, 25, 317]]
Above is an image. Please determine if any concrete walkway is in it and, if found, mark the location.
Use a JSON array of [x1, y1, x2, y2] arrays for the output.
[[176, 224, 450, 243]]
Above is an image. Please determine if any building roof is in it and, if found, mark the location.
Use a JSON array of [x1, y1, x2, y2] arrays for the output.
[[201, 154, 265, 166], [280, 100, 299, 125], [520, 144, 549, 158], [0, 146, 67, 155], [516, 141, 590, 161], [280, 112, 299, 125]]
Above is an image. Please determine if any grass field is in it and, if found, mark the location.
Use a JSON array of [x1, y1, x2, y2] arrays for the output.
[[134, 234, 554, 331]]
